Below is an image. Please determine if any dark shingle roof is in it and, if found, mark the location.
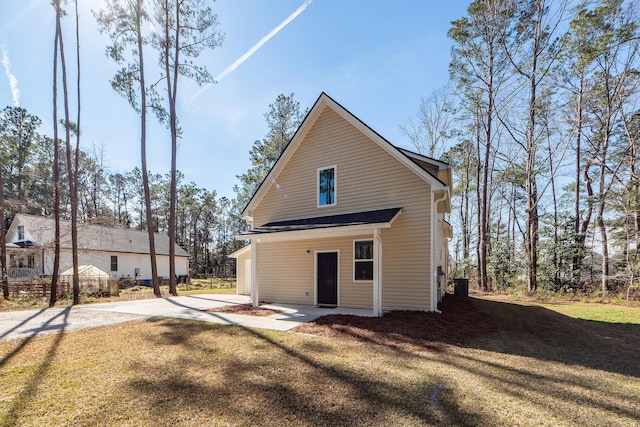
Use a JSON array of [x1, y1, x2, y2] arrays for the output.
[[241, 207, 402, 236], [14, 214, 188, 257]]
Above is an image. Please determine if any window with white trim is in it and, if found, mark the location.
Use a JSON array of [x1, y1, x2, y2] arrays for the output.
[[17, 225, 24, 240], [354, 240, 373, 281], [110, 255, 118, 272], [318, 166, 336, 207]]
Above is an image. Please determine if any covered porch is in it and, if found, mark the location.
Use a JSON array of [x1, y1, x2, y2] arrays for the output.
[[4, 245, 43, 283], [237, 208, 403, 317]]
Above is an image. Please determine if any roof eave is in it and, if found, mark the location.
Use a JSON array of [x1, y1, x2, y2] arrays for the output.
[[237, 222, 394, 243]]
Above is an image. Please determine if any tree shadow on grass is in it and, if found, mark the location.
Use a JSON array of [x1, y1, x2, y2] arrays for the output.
[[0, 307, 70, 427], [118, 314, 485, 426], [296, 295, 640, 378], [293, 296, 640, 424]]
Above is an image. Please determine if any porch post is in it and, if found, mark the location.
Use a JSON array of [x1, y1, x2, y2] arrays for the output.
[[373, 229, 382, 316], [250, 239, 259, 307]]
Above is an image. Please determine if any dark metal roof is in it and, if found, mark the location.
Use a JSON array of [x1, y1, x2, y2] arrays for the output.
[[241, 207, 402, 236]]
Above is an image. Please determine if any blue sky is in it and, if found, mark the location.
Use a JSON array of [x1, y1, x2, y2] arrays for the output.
[[0, 0, 469, 199]]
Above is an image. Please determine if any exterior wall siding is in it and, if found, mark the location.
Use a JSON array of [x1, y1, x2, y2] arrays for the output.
[[257, 234, 374, 309], [253, 106, 432, 311], [41, 249, 189, 281], [235, 249, 251, 295]]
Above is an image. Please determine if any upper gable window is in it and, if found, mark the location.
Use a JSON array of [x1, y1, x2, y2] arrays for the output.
[[17, 225, 25, 240], [318, 166, 336, 207]]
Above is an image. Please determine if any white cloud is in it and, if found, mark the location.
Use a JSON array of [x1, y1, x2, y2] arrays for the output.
[[1, 45, 20, 107], [190, 0, 314, 101]]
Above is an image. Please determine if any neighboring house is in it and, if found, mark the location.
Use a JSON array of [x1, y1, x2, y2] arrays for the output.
[[4, 214, 189, 282], [234, 93, 453, 316]]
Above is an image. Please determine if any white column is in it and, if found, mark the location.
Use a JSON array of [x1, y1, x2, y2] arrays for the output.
[[373, 229, 382, 316], [250, 239, 259, 307]]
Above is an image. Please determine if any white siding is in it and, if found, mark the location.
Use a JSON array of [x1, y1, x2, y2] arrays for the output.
[[42, 249, 188, 280], [234, 249, 252, 295]]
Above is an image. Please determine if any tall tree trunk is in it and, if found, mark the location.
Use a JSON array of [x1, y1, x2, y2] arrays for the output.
[[479, 52, 494, 292], [547, 126, 560, 285], [526, 7, 540, 295], [572, 71, 585, 287], [73, 0, 82, 301], [0, 166, 9, 301], [598, 129, 610, 295], [136, 0, 161, 298], [475, 111, 483, 290], [57, 9, 80, 305], [50, 3, 61, 307], [164, 0, 179, 296]]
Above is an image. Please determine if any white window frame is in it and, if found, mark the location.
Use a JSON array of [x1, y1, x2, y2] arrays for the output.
[[17, 225, 25, 240], [317, 165, 337, 208], [353, 239, 374, 282]]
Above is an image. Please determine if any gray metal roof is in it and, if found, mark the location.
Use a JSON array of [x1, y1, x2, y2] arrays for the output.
[[13, 214, 188, 257]]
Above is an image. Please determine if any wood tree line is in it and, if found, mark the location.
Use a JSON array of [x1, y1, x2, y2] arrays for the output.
[[1, 0, 225, 303], [404, 0, 640, 296], [4, 0, 637, 303], [0, 114, 243, 279]]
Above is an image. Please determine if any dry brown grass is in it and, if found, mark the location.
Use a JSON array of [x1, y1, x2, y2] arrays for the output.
[[1, 295, 639, 426]]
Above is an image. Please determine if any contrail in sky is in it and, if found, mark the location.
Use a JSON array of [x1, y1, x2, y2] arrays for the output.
[[1, 45, 20, 106], [190, 0, 314, 101]]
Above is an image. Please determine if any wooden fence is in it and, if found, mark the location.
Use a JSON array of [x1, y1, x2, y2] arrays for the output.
[[6, 279, 120, 299], [7, 280, 50, 299]]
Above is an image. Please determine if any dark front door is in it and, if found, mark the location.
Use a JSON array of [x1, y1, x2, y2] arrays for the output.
[[317, 252, 338, 306]]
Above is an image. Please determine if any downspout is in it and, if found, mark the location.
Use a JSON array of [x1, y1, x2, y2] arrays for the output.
[[431, 190, 449, 313]]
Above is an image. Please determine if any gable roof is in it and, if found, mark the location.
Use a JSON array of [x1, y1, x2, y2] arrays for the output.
[[241, 92, 450, 220], [8, 214, 188, 257]]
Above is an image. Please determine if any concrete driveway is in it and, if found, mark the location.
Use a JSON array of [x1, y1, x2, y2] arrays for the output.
[[0, 294, 373, 342]]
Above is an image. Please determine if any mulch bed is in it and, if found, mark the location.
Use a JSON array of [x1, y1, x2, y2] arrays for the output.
[[205, 303, 281, 317], [292, 294, 490, 352]]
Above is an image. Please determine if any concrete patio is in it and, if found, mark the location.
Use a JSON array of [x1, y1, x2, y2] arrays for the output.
[[0, 294, 374, 342]]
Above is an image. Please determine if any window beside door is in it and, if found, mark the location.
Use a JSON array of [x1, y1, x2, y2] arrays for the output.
[[354, 240, 373, 281]]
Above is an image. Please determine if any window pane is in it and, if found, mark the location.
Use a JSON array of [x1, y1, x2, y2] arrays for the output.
[[319, 168, 335, 205], [355, 240, 373, 260], [110, 256, 118, 272], [355, 261, 373, 281]]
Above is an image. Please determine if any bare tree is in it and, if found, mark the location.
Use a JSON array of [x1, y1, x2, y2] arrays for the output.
[[449, 0, 513, 291], [400, 86, 456, 158]]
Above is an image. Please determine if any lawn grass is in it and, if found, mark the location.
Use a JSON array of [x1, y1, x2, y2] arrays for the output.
[[540, 302, 640, 324], [1, 296, 639, 426]]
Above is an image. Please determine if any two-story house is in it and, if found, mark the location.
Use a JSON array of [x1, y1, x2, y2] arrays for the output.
[[233, 93, 452, 316]]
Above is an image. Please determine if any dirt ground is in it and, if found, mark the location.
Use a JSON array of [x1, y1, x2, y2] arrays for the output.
[[205, 303, 281, 317], [293, 295, 490, 352]]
